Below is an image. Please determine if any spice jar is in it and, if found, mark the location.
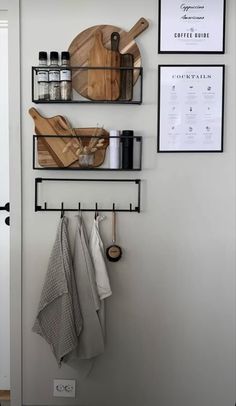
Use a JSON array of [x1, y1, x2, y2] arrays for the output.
[[38, 51, 49, 100], [60, 51, 72, 101], [49, 51, 60, 100]]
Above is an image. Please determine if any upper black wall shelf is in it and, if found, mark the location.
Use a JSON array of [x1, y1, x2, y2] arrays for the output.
[[32, 66, 143, 105]]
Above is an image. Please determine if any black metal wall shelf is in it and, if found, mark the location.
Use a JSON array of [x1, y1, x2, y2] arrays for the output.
[[33, 134, 142, 171], [32, 66, 143, 104], [35, 177, 141, 213]]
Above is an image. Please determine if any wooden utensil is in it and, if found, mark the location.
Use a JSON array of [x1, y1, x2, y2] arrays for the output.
[[87, 29, 120, 101], [29, 107, 78, 167], [68, 17, 149, 99], [106, 211, 122, 262], [111, 32, 134, 101], [37, 127, 109, 168]]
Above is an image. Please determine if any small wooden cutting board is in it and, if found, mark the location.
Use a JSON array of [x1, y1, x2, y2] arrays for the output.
[[87, 29, 120, 101], [37, 128, 109, 168], [29, 107, 78, 167]]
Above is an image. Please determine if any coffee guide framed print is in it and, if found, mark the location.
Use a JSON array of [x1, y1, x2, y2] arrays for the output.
[[158, 0, 226, 53], [157, 65, 225, 152]]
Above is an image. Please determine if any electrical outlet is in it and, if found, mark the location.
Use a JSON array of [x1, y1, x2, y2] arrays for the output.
[[53, 379, 76, 398]]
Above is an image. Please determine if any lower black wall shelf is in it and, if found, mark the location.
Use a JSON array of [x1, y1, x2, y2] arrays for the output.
[[33, 135, 142, 171]]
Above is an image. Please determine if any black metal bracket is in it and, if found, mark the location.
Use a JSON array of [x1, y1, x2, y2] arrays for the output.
[[35, 177, 141, 213]]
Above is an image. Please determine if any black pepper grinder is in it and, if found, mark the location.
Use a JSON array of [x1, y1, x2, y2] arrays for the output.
[[121, 130, 134, 169]]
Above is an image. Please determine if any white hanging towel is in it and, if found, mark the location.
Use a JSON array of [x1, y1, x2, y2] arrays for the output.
[[89, 215, 112, 338], [32, 217, 82, 365], [89, 215, 112, 301], [72, 215, 104, 359]]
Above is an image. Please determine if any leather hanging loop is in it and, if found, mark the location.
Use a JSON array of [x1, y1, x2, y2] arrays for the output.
[[106, 211, 122, 262], [94, 202, 98, 219]]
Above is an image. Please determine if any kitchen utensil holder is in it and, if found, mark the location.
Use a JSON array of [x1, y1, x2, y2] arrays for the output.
[[32, 66, 143, 104], [35, 177, 141, 213], [33, 134, 142, 170]]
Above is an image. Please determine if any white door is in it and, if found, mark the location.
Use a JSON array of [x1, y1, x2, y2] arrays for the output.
[[0, 9, 10, 390]]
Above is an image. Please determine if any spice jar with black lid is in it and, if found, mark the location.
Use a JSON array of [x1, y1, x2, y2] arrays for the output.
[[38, 51, 49, 100], [49, 51, 60, 100], [60, 51, 72, 101]]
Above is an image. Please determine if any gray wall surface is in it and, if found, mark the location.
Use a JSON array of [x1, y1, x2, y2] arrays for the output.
[[20, 1, 235, 405]]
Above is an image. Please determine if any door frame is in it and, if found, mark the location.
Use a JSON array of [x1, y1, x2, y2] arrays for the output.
[[8, 1, 22, 406]]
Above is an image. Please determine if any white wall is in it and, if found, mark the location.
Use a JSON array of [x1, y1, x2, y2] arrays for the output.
[[20, 1, 235, 405]]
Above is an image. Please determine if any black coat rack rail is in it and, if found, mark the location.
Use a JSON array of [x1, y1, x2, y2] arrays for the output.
[[35, 178, 141, 213]]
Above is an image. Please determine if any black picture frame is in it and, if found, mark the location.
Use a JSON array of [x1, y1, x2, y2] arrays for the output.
[[158, 0, 226, 54], [157, 65, 225, 153]]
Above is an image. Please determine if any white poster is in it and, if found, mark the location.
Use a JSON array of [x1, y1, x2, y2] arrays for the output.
[[158, 65, 224, 152], [159, 0, 225, 53]]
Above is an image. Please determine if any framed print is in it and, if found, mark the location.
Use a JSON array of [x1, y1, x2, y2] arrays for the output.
[[157, 65, 225, 152], [158, 0, 226, 53]]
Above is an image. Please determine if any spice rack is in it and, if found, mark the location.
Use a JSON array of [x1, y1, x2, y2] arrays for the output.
[[32, 66, 143, 104], [33, 134, 142, 171]]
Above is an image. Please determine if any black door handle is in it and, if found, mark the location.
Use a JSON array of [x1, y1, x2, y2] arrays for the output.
[[0, 202, 10, 212], [0, 203, 10, 226]]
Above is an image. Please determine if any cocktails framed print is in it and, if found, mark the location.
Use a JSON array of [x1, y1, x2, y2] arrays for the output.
[[157, 65, 225, 152], [158, 0, 226, 53]]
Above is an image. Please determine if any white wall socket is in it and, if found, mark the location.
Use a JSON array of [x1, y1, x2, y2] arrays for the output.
[[53, 379, 76, 398]]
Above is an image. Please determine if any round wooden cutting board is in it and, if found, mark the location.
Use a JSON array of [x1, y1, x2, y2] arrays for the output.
[[68, 18, 149, 99]]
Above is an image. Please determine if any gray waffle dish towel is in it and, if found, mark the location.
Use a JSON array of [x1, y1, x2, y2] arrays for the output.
[[71, 215, 104, 359], [33, 216, 83, 365]]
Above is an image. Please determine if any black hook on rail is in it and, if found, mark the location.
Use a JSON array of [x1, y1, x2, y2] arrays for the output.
[[60, 202, 64, 218]]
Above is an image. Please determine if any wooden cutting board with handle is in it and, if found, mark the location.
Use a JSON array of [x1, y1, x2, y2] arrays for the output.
[[87, 29, 120, 100], [111, 32, 134, 101], [68, 17, 149, 99], [37, 128, 109, 168], [29, 107, 79, 167]]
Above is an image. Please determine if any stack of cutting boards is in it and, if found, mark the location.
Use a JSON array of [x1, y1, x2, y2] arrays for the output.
[[68, 17, 149, 101]]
